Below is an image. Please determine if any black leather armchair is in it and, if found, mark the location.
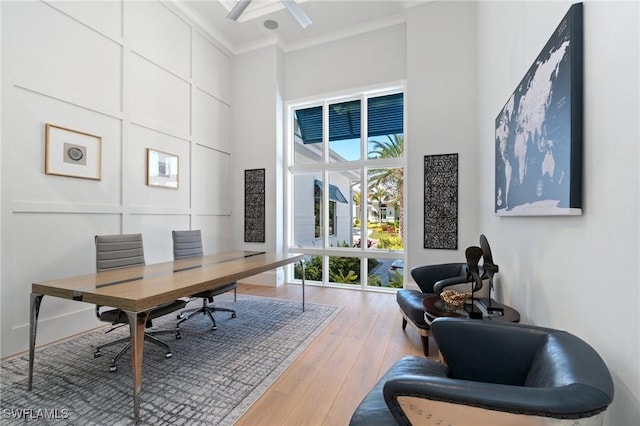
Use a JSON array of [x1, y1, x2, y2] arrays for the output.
[[396, 263, 488, 356], [350, 318, 614, 426]]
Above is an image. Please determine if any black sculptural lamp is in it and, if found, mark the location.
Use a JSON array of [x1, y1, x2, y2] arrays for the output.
[[480, 234, 504, 315], [465, 245, 484, 319]]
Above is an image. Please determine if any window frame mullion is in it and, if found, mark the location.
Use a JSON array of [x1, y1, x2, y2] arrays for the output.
[[287, 84, 405, 290]]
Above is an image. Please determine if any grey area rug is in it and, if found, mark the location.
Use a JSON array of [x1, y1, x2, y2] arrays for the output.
[[1, 294, 339, 425]]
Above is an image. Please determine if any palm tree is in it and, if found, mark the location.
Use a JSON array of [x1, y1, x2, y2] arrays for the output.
[[369, 134, 404, 159], [368, 186, 386, 224], [352, 188, 362, 215], [368, 134, 404, 239]]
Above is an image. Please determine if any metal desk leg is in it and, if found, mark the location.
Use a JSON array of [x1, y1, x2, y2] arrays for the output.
[[124, 310, 151, 425], [301, 258, 306, 312], [28, 293, 44, 391]]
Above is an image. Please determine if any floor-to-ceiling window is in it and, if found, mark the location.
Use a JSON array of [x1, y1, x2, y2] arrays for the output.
[[286, 87, 405, 290]]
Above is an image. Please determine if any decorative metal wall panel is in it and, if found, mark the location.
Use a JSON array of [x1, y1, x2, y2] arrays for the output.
[[424, 154, 458, 250], [244, 168, 265, 243]]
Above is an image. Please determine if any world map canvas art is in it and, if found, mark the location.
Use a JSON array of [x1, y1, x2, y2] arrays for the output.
[[495, 3, 583, 216]]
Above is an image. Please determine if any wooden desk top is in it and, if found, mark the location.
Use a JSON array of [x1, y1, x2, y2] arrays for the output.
[[32, 251, 304, 312]]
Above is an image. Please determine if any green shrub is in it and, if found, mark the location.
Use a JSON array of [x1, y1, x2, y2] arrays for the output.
[[329, 269, 359, 284], [381, 224, 395, 233], [329, 256, 360, 283], [377, 236, 404, 250], [368, 275, 382, 286], [294, 255, 380, 283], [294, 255, 322, 280], [387, 273, 404, 288], [367, 258, 379, 270]]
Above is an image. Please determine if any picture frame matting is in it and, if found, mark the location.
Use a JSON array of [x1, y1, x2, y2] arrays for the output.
[[147, 148, 179, 189], [45, 123, 102, 180]]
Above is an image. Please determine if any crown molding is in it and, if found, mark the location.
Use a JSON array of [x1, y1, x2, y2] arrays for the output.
[[234, 35, 281, 55], [172, 1, 407, 56], [168, 1, 236, 56]]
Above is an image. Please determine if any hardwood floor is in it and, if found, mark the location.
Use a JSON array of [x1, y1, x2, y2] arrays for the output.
[[235, 283, 437, 426]]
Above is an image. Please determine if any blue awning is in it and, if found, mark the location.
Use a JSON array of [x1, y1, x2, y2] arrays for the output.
[[314, 180, 348, 203], [295, 93, 403, 144]]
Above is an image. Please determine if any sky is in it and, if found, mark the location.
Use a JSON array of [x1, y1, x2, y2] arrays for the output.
[[329, 137, 389, 161]]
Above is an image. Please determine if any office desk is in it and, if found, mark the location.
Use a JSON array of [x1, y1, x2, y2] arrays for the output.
[[28, 251, 305, 424]]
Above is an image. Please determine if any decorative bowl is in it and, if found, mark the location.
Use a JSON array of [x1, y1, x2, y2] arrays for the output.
[[440, 290, 471, 308]]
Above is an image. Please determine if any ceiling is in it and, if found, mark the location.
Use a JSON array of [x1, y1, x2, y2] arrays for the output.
[[179, 0, 424, 54]]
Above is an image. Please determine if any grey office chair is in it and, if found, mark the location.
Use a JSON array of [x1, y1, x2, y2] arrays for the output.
[[93, 233, 187, 372], [172, 230, 237, 331]]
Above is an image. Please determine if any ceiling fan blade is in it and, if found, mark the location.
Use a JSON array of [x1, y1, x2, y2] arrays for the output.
[[226, 0, 252, 21], [281, 0, 312, 29]]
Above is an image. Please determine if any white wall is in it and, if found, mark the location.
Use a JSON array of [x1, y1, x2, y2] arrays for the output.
[[403, 1, 638, 423], [475, 1, 639, 424], [0, 0, 234, 357], [233, 25, 406, 284], [405, 1, 480, 272], [232, 44, 286, 285], [233, 44, 283, 252], [0, 3, 3, 359], [284, 23, 406, 101]]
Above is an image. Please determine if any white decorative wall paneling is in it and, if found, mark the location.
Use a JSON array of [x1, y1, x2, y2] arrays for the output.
[[1, 0, 234, 357]]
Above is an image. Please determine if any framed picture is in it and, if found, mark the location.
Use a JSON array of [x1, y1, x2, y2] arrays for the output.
[[494, 3, 583, 216], [147, 148, 179, 189], [45, 123, 102, 180]]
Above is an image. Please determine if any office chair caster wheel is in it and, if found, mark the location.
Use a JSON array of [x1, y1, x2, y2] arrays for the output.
[[175, 331, 182, 340], [94, 349, 102, 358], [176, 314, 183, 320], [109, 365, 117, 373], [231, 313, 236, 319], [165, 352, 172, 359], [211, 325, 218, 331]]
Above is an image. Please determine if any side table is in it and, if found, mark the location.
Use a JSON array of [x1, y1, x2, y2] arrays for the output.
[[423, 296, 520, 326]]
